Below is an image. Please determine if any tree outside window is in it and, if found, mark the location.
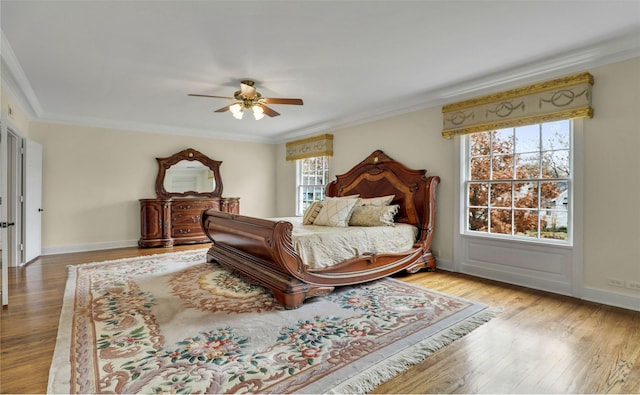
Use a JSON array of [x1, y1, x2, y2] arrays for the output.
[[466, 120, 571, 241]]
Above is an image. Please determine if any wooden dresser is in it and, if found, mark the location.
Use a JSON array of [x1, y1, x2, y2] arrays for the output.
[[139, 147, 239, 248], [139, 197, 239, 247]]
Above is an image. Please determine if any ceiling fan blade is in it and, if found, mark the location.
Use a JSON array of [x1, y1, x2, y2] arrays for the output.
[[189, 94, 235, 100], [214, 104, 232, 113], [240, 81, 257, 99], [262, 98, 304, 105], [258, 104, 280, 117]]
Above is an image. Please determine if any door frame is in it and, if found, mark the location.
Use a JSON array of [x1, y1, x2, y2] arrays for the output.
[[1, 122, 29, 305], [7, 128, 23, 266], [1, 121, 8, 305]]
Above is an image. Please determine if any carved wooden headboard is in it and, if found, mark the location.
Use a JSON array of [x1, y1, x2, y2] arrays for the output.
[[325, 150, 439, 246]]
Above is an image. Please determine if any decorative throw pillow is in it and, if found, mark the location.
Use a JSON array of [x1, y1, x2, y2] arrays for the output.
[[313, 197, 359, 227], [302, 201, 323, 225], [357, 195, 395, 207], [349, 204, 399, 226]]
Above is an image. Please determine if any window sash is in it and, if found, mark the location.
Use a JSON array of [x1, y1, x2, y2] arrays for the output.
[[463, 121, 573, 243], [296, 156, 330, 216]]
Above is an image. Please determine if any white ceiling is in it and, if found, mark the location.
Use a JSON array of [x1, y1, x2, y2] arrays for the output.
[[1, 1, 640, 143]]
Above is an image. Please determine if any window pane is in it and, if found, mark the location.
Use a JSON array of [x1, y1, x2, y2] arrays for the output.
[[541, 120, 570, 150], [468, 182, 488, 206], [492, 155, 513, 179], [514, 209, 538, 238], [514, 182, 538, 209], [515, 153, 540, 179], [492, 129, 514, 155], [490, 208, 512, 234], [470, 132, 491, 156], [542, 149, 570, 178], [540, 181, 567, 209], [540, 211, 568, 240], [490, 182, 511, 207], [470, 157, 490, 180], [515, 124, 540, 153], [468, 208, 488, 232]]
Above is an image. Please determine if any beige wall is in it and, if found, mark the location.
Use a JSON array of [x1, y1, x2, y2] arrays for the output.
[[276, 107, 454, 262], [276, 57, 640, 299], [27, 123, 277, 251], [4, 56, 639, 301], [582, 57, 640, 294]]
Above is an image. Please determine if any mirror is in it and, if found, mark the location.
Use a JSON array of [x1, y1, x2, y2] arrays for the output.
[[155, 148, 223, 198], [164, 160, 215, 193]]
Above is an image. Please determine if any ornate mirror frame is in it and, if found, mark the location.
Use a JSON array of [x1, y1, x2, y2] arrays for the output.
[[155, 148, 223, 198]]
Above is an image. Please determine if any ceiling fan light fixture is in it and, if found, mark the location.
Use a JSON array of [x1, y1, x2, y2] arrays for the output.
[[253, 105, 265, 120], [189, 80, 302, 120], [229, 103, 244, 119]]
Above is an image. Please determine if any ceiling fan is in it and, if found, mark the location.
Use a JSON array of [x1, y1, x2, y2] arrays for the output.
[[189, 80, 303, 120]]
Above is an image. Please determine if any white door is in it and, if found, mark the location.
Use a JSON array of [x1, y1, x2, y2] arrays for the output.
[[23, 139, 43, 263]]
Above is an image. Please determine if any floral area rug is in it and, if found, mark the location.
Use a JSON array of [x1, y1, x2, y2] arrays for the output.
[[48, 249, 493, 394]]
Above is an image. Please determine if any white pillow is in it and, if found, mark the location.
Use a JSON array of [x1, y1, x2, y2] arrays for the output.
[[357, 195, 395, 207], [313, 197, 359, 227]]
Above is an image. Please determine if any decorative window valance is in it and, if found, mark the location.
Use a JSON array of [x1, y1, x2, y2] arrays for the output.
[[286, 133, 334, 161], [442, 72, 594, 138]]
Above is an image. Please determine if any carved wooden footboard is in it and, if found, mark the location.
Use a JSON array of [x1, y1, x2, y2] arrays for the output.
[[202, 150, 440, 308]]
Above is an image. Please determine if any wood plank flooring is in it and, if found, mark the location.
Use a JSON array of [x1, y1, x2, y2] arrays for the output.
[[1, 245, 639, 394]]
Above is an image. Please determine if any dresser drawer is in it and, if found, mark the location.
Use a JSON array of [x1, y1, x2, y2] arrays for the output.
[[172, 200, 218, 225], [172, 201, 219, 212], [172, 223, 206, 237], [172, 210, 205, 226]]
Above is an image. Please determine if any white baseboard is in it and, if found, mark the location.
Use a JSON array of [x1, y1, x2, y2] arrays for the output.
[[435, 257, 453, 272], [42, 239, 139, 256], [438, 259, 640, 311], [582, 286, 640, 312]]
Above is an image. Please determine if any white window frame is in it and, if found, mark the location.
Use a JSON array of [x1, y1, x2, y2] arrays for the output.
[[295, 156, 331, 216], [462, 120, 574, 246], [453, 119, 584, 298]]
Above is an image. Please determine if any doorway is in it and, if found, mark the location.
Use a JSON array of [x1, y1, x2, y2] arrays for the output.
[[1, 125, 42, 306]]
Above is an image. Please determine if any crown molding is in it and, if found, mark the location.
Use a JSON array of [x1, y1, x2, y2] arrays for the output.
[[0, 31, 43, 118], [277, 28, 640, 143], [35, 112, 275, 144], [3, 27, 640, 145]]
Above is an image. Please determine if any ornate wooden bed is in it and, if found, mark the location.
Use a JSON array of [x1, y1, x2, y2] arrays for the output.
[[201, 150, 440, 308]]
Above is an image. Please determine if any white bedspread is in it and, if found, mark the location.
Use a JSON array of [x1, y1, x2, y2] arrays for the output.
[[274, 217, 418, 270]]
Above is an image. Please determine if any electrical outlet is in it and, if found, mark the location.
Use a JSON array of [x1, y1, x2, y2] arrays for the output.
[[607, 278, 626, 288], [625, 280, 640, 291]]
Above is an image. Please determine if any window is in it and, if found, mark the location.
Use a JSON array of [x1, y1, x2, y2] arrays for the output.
[[465, 119, 572, 242], [296, 156, 331, 216]]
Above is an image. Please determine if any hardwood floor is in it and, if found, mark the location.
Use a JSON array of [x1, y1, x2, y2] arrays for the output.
[[1, 245, 639, 394]]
